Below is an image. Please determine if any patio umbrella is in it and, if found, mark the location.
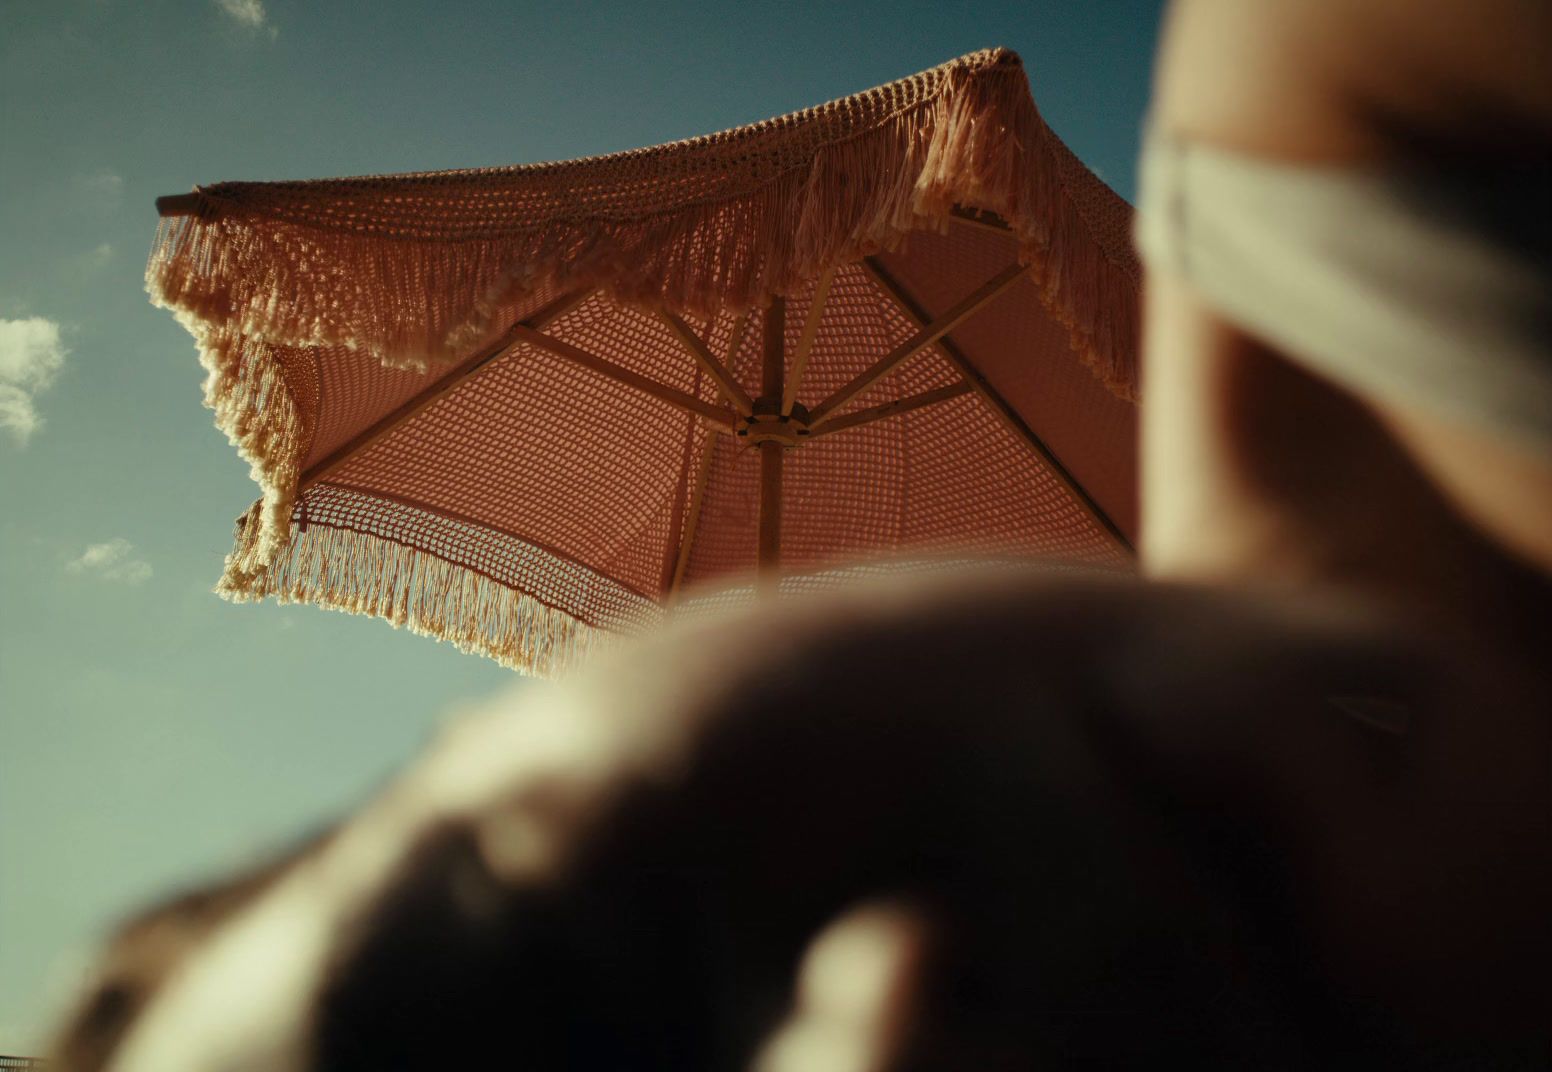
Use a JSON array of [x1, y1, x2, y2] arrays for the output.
[[149, 48, 1140, 676]]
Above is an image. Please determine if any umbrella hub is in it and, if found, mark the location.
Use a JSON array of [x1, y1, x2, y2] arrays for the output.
[[735, 397, 812, 449]]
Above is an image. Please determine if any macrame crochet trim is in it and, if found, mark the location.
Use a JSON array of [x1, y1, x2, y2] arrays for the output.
[[148, 48, 1137, 390], [189, 325, 311, 573], [219, 506, 605, 677]]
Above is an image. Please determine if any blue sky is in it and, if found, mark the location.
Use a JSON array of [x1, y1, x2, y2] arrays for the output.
[[0, 0, 1163, 1050]]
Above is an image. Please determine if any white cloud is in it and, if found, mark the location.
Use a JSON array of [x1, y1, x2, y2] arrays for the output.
[[214, 0, 276, 37], [67, 242, 115, 276], [0, 318, 64, 389], [0, 385, 43, 444], [74, 170, 124, 207], [67, 538, 153, 584], [0, 316, 67, 446]]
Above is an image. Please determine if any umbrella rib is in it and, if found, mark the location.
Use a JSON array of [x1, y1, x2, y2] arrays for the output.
[[299, 287, 591, 490], [783, 265, 834, 415], [724, 309, 751, 379], [156, 192, 201, 217], [660, 312, 754, 416], [807, 381, 974, 439], [667, 434, 718, 598], [807, 261, 1028, 426], [514, 325, 736, 430], [859, 256, 1134, 553], [948, 205, 1016, 237]]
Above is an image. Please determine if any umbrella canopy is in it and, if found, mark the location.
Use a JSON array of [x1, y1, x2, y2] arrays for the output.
[[149, 48, 1140, 675]]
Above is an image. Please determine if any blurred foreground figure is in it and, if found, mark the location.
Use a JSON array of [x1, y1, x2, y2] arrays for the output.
[[52, 0, 1552, 1066], [51, 572, 1551, 1070], [1138, 0, 1552, 661]]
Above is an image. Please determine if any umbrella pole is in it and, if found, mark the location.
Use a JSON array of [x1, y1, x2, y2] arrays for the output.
[[758, 298, 786, 585], [758, 441, 783, 577]]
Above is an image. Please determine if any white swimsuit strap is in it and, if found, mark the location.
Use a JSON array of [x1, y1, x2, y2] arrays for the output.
[[1135, 132, 1552, 452]]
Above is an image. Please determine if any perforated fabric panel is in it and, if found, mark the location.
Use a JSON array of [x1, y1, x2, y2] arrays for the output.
[[300, 255, 1125, 636], [303, 280, 573, 469], [296, 485, 660, 633], [684, 264, 1126, 585], [325, 293, 706, 605], [879, 221, 1139, 538]]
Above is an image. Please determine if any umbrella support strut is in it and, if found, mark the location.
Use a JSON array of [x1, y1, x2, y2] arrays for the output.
[[807, 261, 1028, 427], [514, 326, 737, 430], [860, 257, 1134, 553], [662, 312, 754, 416], [807, 381, 974, 439], [298, 288, 591, 491], [783, 267, 833, 416], [668, 435, 717, 599]]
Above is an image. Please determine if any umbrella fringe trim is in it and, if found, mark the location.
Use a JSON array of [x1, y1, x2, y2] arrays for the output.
[[185, 325, 310, 573], [218, 508, 604, 677], [147, 50, 1139, 405]]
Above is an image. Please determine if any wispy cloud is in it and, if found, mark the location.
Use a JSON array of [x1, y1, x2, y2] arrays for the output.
[[66, 538, 153, 585], [0, 316, 67, 446], [73, 170, 124, 208], [67, 242, 115, 276], [214, 0, 277, 37]]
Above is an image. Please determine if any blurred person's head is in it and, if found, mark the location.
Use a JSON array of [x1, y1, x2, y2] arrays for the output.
[[53, 571, 1551, 1070]]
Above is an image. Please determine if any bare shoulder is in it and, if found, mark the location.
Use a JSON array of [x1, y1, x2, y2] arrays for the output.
[[1154, 0, 1552, 161]]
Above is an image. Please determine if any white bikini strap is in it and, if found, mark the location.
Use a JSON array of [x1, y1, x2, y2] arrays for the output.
[[1135, 132, 1552, 452]]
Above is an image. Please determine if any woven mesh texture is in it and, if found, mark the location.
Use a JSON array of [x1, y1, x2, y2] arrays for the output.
[[877, 225, 1139, 538], [296, 485, 660, 634], [317, 256, 1126, 629]]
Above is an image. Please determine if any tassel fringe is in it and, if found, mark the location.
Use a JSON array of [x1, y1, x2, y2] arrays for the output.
[[147, 49, 1138, 393], [219, 508, 606, 677], [182, 322, 310, 574]]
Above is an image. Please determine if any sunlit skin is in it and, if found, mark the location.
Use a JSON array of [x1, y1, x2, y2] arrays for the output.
[[1142, 0, 1552, 653]]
